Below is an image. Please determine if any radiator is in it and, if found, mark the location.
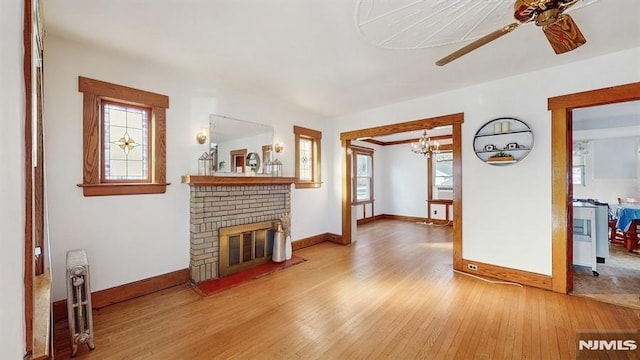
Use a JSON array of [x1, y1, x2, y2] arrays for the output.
[[66, 249, 95, 356]]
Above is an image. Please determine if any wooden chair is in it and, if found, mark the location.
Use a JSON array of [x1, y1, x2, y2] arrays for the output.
[[609, 219, 625, 245]]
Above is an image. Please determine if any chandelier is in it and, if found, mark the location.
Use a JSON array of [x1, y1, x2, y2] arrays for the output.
[[411, 131, 440, 157]]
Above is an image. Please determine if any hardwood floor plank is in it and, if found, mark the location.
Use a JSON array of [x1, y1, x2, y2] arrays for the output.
[[53, 219, 640, 359]]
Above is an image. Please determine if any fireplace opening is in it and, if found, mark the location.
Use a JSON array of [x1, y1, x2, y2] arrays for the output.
[[219, 221, 276, 277]]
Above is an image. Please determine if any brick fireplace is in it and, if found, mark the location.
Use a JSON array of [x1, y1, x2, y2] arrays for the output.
[[182, 175, 296, 283]]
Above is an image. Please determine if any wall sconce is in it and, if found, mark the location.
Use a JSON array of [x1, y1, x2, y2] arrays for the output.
[[196, 129, 208, 145], [274, 142, 284, 153]]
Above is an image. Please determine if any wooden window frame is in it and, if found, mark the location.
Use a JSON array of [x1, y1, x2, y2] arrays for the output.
[[294, 125, 322, 189], [78, 77, 170, 196], [352, 146, 374, 204]]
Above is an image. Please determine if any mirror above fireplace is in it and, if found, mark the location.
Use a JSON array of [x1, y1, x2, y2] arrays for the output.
[[209, 114, 273, 172]]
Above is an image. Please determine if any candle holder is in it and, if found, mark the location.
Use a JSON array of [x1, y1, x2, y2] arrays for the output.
[[272, 159, 283, 177], [198, 152, 211, 175]]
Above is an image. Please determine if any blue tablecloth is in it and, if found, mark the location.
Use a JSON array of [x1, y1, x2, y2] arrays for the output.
[[616, 204, 640, 232]]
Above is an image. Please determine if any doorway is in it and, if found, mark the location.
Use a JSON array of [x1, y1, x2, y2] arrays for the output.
[[548, 81, 640, 294], [230, 149, 247, 173], [569, 101, 640, 308], [339, 113, 464, 270]]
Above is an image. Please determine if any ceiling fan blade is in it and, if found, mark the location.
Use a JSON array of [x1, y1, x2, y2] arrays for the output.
[[436, 22, 520, 66], [542, 14, 586, 54]]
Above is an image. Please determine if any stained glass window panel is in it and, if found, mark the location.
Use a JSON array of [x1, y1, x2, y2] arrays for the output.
[[299, 138, 313, 181], [103, 102, 149, 181]]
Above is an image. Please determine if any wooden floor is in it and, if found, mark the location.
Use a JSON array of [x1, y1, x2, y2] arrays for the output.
[[54, 219, 640, 359], [573, 243, 640, 309]]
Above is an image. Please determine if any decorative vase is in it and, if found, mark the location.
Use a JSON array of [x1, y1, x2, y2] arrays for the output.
[[272, 224, 286, 263], [284, 235, 292, 260]]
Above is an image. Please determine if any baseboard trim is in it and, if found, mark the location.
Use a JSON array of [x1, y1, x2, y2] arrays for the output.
[[292, 232, 346, 249], [53, 268, 189, 321], [357, 215, 381, 225], [460, 259, 552, 290], [326, 232, 344, 244], [292, 233, 327, 251], [381, 214, 429, 223]]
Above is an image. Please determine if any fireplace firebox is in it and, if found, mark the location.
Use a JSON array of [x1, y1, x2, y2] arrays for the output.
[[219, 221, 276, 277]]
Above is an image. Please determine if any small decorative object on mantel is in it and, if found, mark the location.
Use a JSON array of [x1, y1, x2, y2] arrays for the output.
[[198, 152, 211, 175], [272, 159, 283, 177], [487, 151, 515, 163], [280, 212, 292, 260], [264, 159, 274, 176]]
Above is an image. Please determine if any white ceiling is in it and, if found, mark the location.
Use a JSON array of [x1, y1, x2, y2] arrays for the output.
[[42, 0, 640, 118]]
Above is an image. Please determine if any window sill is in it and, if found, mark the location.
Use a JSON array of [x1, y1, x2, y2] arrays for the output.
[[294, 181, 322, 189], [77, 182, 170, 196], [429, 199, 453, 205], [352, 200, 373, 205], [33, 269, 51, 360]]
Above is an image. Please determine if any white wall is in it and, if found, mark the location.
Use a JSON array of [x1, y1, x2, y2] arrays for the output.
[[44, 35, 328, 301], [329, 47, 640, 276], [0, 0, 26, 356], [377, 144, 428, 218], [350, 140, 427, 219], [574, 137, 639, 205]]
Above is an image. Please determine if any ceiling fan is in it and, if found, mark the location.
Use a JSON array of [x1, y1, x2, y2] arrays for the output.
[[436, 0, 587, 66]]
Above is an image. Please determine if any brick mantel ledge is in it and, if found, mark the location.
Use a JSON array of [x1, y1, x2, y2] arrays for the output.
[[181, 175, 297, 186]]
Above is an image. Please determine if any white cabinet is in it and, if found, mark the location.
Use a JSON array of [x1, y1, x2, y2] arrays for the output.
[[572, 203, 600, 276]]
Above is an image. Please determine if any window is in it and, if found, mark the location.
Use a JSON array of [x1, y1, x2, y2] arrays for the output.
[[573, 154, 586, 186], [294, 125, 322, 188], [78, 77, 169, 196], [102, 102, 150, 181], [352, 146, 373, 203], [434, 152, 453, 189]]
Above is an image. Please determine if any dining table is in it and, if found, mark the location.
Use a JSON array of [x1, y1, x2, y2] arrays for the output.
[[616, 204, 640, 251], [617, 204, 640, 231]]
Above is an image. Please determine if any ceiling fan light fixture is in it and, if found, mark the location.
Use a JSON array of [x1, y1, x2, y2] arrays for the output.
[[435, 0, 595, 66], [535, 8, 560, 27], [542, 14, 586, 54]]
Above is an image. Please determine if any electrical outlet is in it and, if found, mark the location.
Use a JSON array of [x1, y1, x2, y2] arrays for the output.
[[468, 264, 478, 271]]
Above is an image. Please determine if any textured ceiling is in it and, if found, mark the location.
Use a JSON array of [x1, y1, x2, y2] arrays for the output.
[[43, 0, 640, 118], [355, 0, 600, 49]]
